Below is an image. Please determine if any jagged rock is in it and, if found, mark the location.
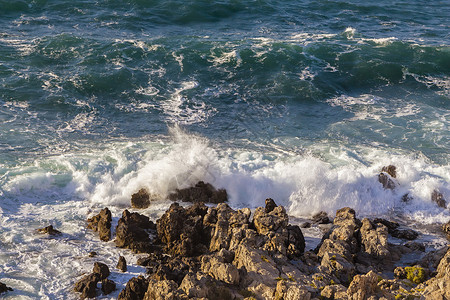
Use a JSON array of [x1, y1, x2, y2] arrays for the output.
[[347, 270, 394, 300], [300, 222, 311, 228], [373, 218, 399, 232], [391, 228, 419, 240], [144, 278, 186, 300], [320, 284, 348, 300], [150, 257, 193, 285], [404, 241, 425, 252], [179, 273, 232, 299], [378, 172, 396, 190], [318, 239, 352, 260], [87, 207, 112, 242], [333, 207, 358, 228], [393, 266, 407, 279], [0, 282, 13, 294], [131, 188, 151, 209], [417, 246, 448, 271], [115, 209, 156, 253], [381, 165, 397, 178], [156, 202, 209, 256], [312, 211, 331, 224], [201, 251, 240, 285], [265, 198, 277, 213], [253, 203, 289, 235], [443, 221, 450, 240], [274, 280, 313, 300], [118, 275, 149, 300], [88, 252, 97, 257], [432, 190, 446, 208], [117, 255, 127, 272], [168, 181, 228, 204], [422, 247, 450, 299], [37, 225, 61, 235], [319, 252, 356, 286], [101, 279, 116, 295], [328, 207, 361, 254], [74, 273, 100, 299], [93, 262, 110, 280], [360, 218, 389, 259], [401, 193, 413, 202]]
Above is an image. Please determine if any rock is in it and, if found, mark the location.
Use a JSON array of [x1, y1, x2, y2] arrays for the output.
[[88, 251, 97, 257], [422, 247, 450, 299], [115, 209, 156, 253], [253, 204, 289, 235], [74, 273, 100, 299], [286, 224, 306, 257], [131, 188, 151, 209], [347, 270, 394, 300], [320, 284, 348, 300], [87, 207, 112, 242], [168, 181, 228, 204], [401, 193, 413, 202], [390, 228, 419, 240], [179, 273, 232, 299], [319, 252, 356, 286], [312, 211, 330, 224], [381, 165, 397, 178], [274, 280, 313, 300], [144, 278, 186, 300], [373, 218, 400, 232], [393, 266, 407, 279], [156, 202, 209, 256], [300, 222, 311, 228], [150, 257, 193, 285], [36, 225, 61, 235], [93, 262, 110, 280], [318, 239, 352, 260], [201, 253, 240, 285], [378, 172, 396, 190], [117, 255, 127, 272], [404, 241, 425, 252], [0, 282, 13, 294], [265, 198, 277, 213], [443, 221, 450, 239], [118, 275, 149, 300], [333, 207, 358, 228], [417, 246, 448, 271], [432, 190, 446, 208], [360, 218, 390, 259], [101, 279, 116, 295]]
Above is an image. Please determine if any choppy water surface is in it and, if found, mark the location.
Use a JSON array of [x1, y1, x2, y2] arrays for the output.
[[0, 0, 449, 298]]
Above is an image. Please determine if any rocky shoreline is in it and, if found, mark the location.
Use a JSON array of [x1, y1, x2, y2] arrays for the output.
[[65, 176, 450, 300]]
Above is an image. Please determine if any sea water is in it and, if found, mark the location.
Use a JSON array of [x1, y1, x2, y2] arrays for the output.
[[0, 0, 449, 298]]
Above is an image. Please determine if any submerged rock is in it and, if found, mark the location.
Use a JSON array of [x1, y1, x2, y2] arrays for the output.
[[431, 189, 446, 208], [87, 207, 112, 242], [117, 255, 127, 272], [168, 181, 228, 204], [101, 279, 116, 295], [131, 188, 151, 209], [37, 225, 62, 235], [115, 209, 156, 253], [0, 282, 13, 294]]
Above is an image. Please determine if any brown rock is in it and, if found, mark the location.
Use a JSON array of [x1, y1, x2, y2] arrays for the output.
[[117, 255, 127, 272], [265, 198, 277, 213], [144, 278, 186, 300], [115, 209, 156, 253], [347, 270, 394, 299], [360, 218, 390, 259], [0, 282, 13, 294], [253, 204, 289, 235], [87, 208, 112, 242], [381, 165, 397, 178], [74, 273, 100, 299], [101, 279, 116, 295], [422, 247, 450, 299], [432, 190, 446, 208], [378, 173, 396, 190], [312, 211, 330, 224], [118, 275, 149, 300], [320, 284, 348, 300], [168, 181, 228, 204], [443, 221, 450, 240], [93, 262, 110, 280], [391, 228, 419, 240], [131, 188, 151, 209], [37, 225, 61, 235]]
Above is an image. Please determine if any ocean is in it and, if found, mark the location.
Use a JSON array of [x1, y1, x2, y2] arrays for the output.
[[0, 0, 449, 298]]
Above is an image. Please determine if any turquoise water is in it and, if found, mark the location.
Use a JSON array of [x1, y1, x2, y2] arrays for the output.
[[0, 0, 449, 298]]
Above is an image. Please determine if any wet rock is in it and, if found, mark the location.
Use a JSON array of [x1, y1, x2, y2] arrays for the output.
[[168, 181, 228, 204], [115, 209, 156, 253], [431, 189, 446, 208], [404, 241, 425, 252], [0, 282, 13, 294], [74, 273, 100, 299], [131, 188, 151, 209], [265, 198, 277, 213], [37, 225, 61, 235], [373, 218, 399, 232], [401, 193, 413, 202], [87, 207, 112, 242], [381, 165, 397, 178], [117, 255, 127, 272], [88, 251, 97, 257], [101, 279, 116, 295], [156, 202, 209, 256], [118, 275, 149, 300], [312, 211, 331, 224], [378, 172, 396, 190], [347, 270, 394, 299], [300, 222, 311, 228], [391, 228, 419, 240], [93, 262, 110, 280]]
